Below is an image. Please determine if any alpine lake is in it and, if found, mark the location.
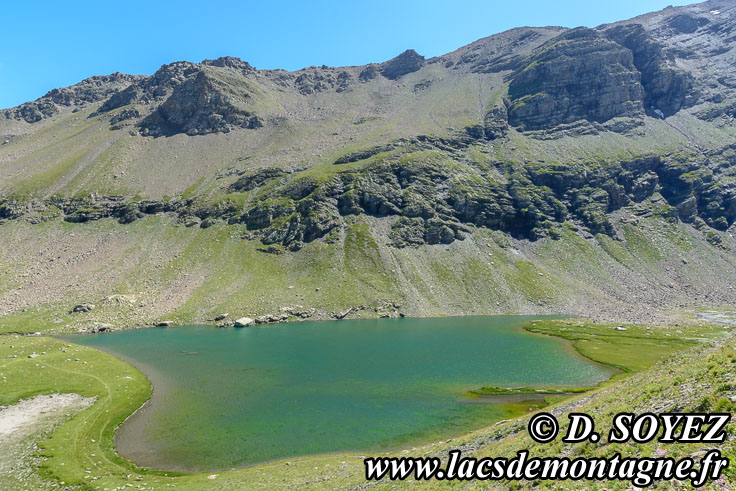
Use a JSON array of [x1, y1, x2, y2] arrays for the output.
[[64, 316, 614, 471]]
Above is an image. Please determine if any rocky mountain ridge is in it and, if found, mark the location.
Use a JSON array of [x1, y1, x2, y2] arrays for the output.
[[1, 1, 736, 329], [5, 1, 734, 136]]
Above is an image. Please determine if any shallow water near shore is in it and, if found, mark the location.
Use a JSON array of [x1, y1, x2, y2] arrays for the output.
[[64, 316, 614, 471]]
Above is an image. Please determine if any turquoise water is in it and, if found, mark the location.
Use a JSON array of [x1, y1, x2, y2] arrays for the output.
[[67, 316, 613, 471]]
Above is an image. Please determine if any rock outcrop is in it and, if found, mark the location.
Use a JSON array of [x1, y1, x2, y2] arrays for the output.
[[99, 62, 200, 113], [358, 49, 425, 82], [201, 56, 256, 73], [293, 67, 353, 94], [139, 70, 262, 136], [604, 24, 695, 117], [2, 133, 734, 249], [97, 59, 263, 136], [229, 168, 289, 192], [71, 303, 95, 313], [379, 49, 425, 80], [3, 73, 140, 123], [507, 28, 644, 131]]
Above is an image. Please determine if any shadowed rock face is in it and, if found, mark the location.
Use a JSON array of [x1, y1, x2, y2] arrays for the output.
[[98, 61, 201, 113], [379, 49, 425, 80], [667, 13, 710, 34], [604, 24, 695, 117], [139, 71, 262, 136], [96, 60, 265, 136], [7, 133, 732, 248], [358, 49, 426, 82], [507, 28, 644, 131]]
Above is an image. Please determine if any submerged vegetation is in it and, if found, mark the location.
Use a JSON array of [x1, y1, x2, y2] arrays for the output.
[[469, 386, 592, 396]]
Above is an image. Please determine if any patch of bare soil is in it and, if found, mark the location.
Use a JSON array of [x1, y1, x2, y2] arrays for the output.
[[0, 394, 94, 490]]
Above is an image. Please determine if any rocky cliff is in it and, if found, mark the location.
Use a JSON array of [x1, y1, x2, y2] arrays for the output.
[[507, 28, 645, 130]]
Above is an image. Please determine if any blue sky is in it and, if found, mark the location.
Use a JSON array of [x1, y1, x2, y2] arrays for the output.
[[1, 0, 694, 109]]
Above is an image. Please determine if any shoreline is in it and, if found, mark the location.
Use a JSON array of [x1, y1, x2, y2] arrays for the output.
[[3, 312, 729, 485], [5, 298, 728, 337], [60, 315, 617, 473]]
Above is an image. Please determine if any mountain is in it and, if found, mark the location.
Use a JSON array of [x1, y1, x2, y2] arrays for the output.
[[1, 0, 735, 333]]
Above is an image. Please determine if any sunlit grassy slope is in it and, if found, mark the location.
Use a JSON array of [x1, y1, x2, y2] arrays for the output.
[[0, 208, 734, 335]]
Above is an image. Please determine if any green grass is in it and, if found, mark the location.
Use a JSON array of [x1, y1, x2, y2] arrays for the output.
[[0, 336, 158, 485], [505, 260, 562, 305], [621, 224, 666, 262], [181, 175, 207, 198], [0, 304, 77, 335], [525, 319, 725, 372], [12, 149, 88, 197], [467, 331, 736, 489]]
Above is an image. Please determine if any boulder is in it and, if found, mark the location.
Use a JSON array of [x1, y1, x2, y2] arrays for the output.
[[279, 306, 315, 319], [72, 303, 95, 313], [230, 168, 288, 192], [214, 313, 229, 321], [255, 314, 290, 324], [293, 308, 315, 319], [157, 320, 174, 327], [234, 317, 254, 327], [92, 323, 113, 333], [334, 308, 353, 320]]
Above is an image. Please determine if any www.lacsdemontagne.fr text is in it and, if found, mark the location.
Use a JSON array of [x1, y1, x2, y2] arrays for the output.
[[364, 412, 731, 487], [364, 449, 728, 487]]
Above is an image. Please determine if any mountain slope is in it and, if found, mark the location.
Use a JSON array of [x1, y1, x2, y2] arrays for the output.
[[1, 0, 735, 332]]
